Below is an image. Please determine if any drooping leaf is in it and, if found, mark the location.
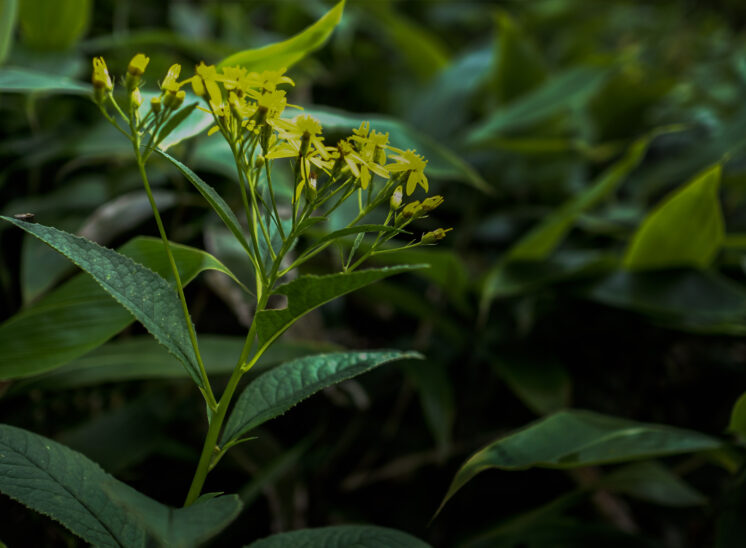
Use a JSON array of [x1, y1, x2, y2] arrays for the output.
[[468, 65, 612, 143], [157, 149, 252, 256], [624, 164, 724, 270], [0, 236, 240, 379], [0, 66, 90, 94], [598, 461, 707, 507], [222, 350, 421, 444], [218, 0, 345, 72], [729, 392, 746, 438], [437, 409, 722, 514], [0, 424, 241, 547], [304, 106, 491, 193], [247, 525, 431, 548], [0, 0, 18, 65], [254, 265, 427, 353]]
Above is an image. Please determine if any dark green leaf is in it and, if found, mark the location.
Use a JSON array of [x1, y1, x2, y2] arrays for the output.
[[729, 392, 746, 438], [218, 0, 345, 72], [222, 350, 421, 444], [255, 265, 427, 353], [437, 409, 721, 514], [0, 66, 90, 94], [598, 461, 707, 507], [247, 525, 431, 548], [0, 424, 240, 547], [494, 354, 571, 415], [624, 164, 724, 270]]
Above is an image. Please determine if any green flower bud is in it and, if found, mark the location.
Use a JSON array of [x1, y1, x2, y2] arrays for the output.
[[420, 195, 444, 213], [390, 185, 403, 210], [151, 96, 162, 114], [255, 154, 265, 169], [421, 228, 452, 244]]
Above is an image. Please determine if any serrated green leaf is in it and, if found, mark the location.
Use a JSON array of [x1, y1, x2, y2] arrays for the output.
[[254, 265, 427, 354], [729, 392, 746, 437], [624, 164, 724, 270], [0, 424, 240, 547], [468, 65, 611, 143], [0, 236, 238, 380], [157, 149, 253, 257], [1, 216, 202, 385], [222, 350, 421, 444], [598, 461, 707, 507], [437, 409, 721, 515], [0, 66, 90, 94], [246, 525, 431, 548], [218, 0, 345, 72]]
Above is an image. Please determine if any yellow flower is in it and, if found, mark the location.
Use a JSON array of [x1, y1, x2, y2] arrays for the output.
[[195, 62, 222, 107], [248, 68, 295, 93], [92, 57, 113, 91], [388, 149, 428, 195], [127, 53, 150, 76]]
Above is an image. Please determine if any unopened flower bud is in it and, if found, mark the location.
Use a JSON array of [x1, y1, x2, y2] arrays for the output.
[[151, 96, 162, 114], [92, 57, 113, 92], [130, 87, 143, 108], [420, 195, 444, 213], [397, 201, 422, 226], [191, 76, 206, 97], [173, 90, 186, 109], [390, 185, 403, 210], [127, 53, 150, 76], [161, 64, 181, 93], [255, 155, 265, 169], [421, 228, 452, 244], [305, 172, 318, 202]]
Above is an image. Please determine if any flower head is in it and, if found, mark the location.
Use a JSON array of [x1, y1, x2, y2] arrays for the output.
[[92, 57, 113, 91], [388, 149, 428, 195]]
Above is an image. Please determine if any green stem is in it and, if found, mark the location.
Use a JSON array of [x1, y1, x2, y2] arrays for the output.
[[134, 145, 217, 411]]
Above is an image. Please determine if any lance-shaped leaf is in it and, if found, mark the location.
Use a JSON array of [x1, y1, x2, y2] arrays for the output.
[[1, 216, 202, 385], [255, 265, 427, 354], [436, 409, 722, 516], [0, 424, 241, 547], [222, 350, 421, 445], [0, 66, 90, 94], [624, 164, 724, 270], [218, 0, 345, 72], [157, 149, 252, 256], [247, 525, 432, 548]]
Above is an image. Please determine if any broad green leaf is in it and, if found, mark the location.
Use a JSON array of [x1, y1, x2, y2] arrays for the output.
[[491, 11, 547, 104], [247, 525, 431, 548], [254, 265, 427, 353], [9, 336, 336, 393], [494, 354, 571, 415], [437, 409, 721, 514], [218, 0, 345, 72], [729, 392, 746, 438], [0, 236, 240, 379], [304, 106, 491, 193], [0, 66, 90, 94], [18, 0, 90, 50], [507, 134, 654, 261], [598, 461, 707, 507], [0, 424, 241, 547], [1, 216, 202, 385], [624, 164, 724, 270], [468, 65, 612, 143], [155, 102, 198, 146], [222, 350, 421, 444], [0, 0, 18, 65], [157, 149, 253, 256], [583, 269, 746, 334]]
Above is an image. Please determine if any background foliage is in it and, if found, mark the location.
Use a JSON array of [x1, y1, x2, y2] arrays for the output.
[[2, 0, 746, 546]]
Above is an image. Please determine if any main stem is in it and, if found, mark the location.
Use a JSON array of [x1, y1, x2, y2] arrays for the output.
[[183, 293, 269, 506]]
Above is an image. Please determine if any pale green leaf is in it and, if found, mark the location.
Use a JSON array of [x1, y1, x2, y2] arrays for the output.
[[624, 164, 724, 270], [218, 0, 345, 72], [0, 0, 18, 65], [0, 236, 239, 380], [468, 65, 612, 143], [0, 424, 240, 547], [0, 66, 90, 94], [437, 409, 722, 514], [255, 265, 427, 353], [247, 525, 431, 548], [598, 461, 707, 507], [222, 350, 421, 444]]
